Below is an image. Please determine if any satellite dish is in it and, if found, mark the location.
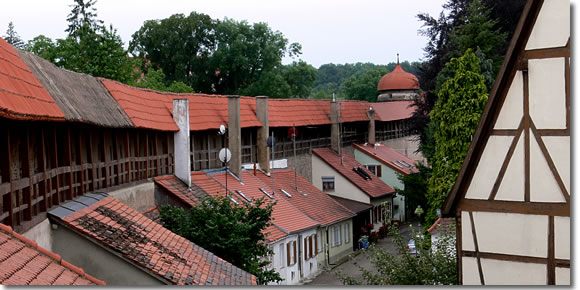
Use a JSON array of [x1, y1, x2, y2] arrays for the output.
[[218, 124, 226, 135], [219, 148, 231, 163], [267, 136, 276, 147]]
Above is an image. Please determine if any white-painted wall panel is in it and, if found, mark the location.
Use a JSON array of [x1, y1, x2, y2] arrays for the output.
[[473, 212, 548, 258], [461, 211, 475, 251], [494, 71, 523, 129], [529, 58, 566, 129], [525, 0, 570, 50], [461, 257, 481, 285], [481, 259, 546, 285], [530, 135, 566, 203], [554, 216, 570, 260], [465, 136, 513, 200], [555, 267, 570, 285], [543, 136, 570, 194], [495, 134, 524, 201]]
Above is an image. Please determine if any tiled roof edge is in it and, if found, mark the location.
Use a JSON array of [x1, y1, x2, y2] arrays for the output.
[[352, 143, 412, 175], [0, 223, 106, 285]]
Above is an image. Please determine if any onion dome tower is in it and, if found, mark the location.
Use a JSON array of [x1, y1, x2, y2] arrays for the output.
[[377, 54, 420, 102]]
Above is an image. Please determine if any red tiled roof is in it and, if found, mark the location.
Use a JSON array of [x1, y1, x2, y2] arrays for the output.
[[100, 79, 178, 131], [329, 195, 372, 214], [57, 196, 257, 285], [427, 217, 455, 235], [153, 175, 207, 208], [312, 148, 395, 198], [0, 38, 65, 121], [167, 172, 291, 243], [268, 99, 331, 127], [339, 101, 371, 123], [377, 64, 420, 91], [353, 143, 418, 175], [372, 101, 415, 122], [187, 94, 262, 131], [208, 171, 320, 234], [0, 223, 104, 286], [255, 169, 354, 226]]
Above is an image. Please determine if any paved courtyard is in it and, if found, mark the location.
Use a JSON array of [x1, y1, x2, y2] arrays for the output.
[[306, 221, 421, 285]]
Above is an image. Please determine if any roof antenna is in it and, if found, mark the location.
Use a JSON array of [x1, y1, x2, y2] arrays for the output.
[[397, 53, 400, 64]]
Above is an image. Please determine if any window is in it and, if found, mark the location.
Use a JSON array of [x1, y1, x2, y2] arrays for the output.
[[316, 233, 321, 254], [308, 236, 313, 258], [332, 225, 342, 247], [365, 164, 382, 177], [344, 223, 350, 244], [279, 243, 285, 268], [322, 176, 335, 191], [287, 240, 297, 266], [304, 237, 308, 260]]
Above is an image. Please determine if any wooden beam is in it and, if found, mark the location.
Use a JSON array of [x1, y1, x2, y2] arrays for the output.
[[468, 212, 485, 285], [87, 131, 96, 191], [456, 212, 462, 285], [523, 71, 530, 202], [135, 131, 140, 180], [489, 121, 524, 201], [40, 127, 48, 212], [66, 127, 73, 200], [102, 129, 109, 188], [155, 132, 159, 177], [458, 199, 569, 217], [23, 127, 32, 221], [52, 127, 60, 205], [77, 129, 85, 195], [548, 216, 555, 285], [167, 133, 172, 174], [524, 46, 570, 60], [125, 131, 131, 183], [4, 127, 14, 226], [145, 131, 150, 178]]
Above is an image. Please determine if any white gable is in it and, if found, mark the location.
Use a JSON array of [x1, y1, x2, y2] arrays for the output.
[[525, 0, 570, 50]]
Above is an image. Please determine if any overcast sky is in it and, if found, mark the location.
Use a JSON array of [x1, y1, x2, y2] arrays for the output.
[[3, 0, 447, 68]]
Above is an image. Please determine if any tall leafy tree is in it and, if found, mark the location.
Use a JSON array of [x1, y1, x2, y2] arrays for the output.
[[343, 67, 388, 102], [4, 22, 24, 48], [24, 35, 57, 61], [65, 0, 104, 38], [160, 196, 282, 285], [426, 49, 488, 225]]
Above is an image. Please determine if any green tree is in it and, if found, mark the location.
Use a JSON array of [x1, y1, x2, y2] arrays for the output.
[[394, 162, 432, 220], [241, 60, 317, 98], [343, 67, 388, 101], [4, 22, 24, 48], [426, 49, 488, 225], [65, 0, 104, 37], [133, 65, 194, 93], [24, 35, 57, 61], [337, 225, 456, 285], [160, 196, 282, 285]]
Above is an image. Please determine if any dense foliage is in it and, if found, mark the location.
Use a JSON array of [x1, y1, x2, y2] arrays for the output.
[[425, 49, 488, 225], [337, 225, 457, 285], [159, 196, 281, 285], [394, 162, 432, 218], [4, 22, 24, 48]]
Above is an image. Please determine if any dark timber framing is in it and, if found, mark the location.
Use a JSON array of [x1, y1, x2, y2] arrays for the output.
[[441, 0, 570, 285]]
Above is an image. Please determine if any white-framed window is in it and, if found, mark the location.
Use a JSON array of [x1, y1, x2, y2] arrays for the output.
[[365, 164, 382, 177], [322, 176, 335, 191], [287, 240, 297, 266], [344, 223, 350, 244], [332, 225, 342, 247], [316, 233, 321, 253]]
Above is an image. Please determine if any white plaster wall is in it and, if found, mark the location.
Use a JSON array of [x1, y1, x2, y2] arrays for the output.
[[530, 135, 566, 203], [269, 235, 300, 285], [465, 136, 514, 200], [525, 0, 570, 50], [22, 218, 53, 251], [299, 228, 318, 281], [461, 257, 481, 285], [108, 181, 155, 212], [555, 267, 570, 285], [529, 58, 566, 129], [481, 259, 546, 285], [312, 155, 370, 204], [495, 135, 524, 201], [554, 216, 570, 260], [494, 71, 523, 130], [461, 211, 475, 251], [473, 212, 548, 258], [328, 220, 353, 264], [543, 136, 570, 193]]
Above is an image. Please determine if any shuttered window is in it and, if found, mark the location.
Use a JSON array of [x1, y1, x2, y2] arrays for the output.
[[308, 236, 313, 258], [315, 234, 319, 254], [293, 241, 297, 265], [287, 242, 291, 266], [304, 237, 308, 260]]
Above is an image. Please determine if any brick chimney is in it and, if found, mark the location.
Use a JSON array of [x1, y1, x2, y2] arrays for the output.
[[368, 106, 376, 145], [331, 100, 340, 153], [256, 96, 270, 173], [228, 95, 242, 178], [173, 98, 191, 187]]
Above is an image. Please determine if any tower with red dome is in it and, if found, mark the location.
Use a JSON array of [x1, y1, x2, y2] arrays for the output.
[[376, 54, 420, 102]]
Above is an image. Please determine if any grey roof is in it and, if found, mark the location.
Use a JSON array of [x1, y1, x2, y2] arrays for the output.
[[17, 49, 134, 128], [48, 192, 108, 219]]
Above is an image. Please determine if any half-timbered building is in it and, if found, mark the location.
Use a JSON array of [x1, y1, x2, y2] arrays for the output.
[[442, 0, 570, 285]]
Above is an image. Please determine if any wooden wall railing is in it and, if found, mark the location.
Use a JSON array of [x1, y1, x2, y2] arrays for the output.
[[0, 121, 174, 232]]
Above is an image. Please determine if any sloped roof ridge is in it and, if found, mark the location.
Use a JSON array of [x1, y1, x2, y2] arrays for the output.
[[0, 223, 106, 285]]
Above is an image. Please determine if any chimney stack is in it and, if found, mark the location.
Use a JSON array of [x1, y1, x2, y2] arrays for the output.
[[331, 100, 340, 153], [368, 106, 376, 145], [173, 99, 191, 187], [228, 95, 242, 178], [256, 96, 270, 173]]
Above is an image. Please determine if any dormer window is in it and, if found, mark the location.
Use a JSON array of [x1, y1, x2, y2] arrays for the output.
[[365, 164, 382, 177]]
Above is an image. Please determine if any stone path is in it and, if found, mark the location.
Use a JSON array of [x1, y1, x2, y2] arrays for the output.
[[306, 221, 421, 285]]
